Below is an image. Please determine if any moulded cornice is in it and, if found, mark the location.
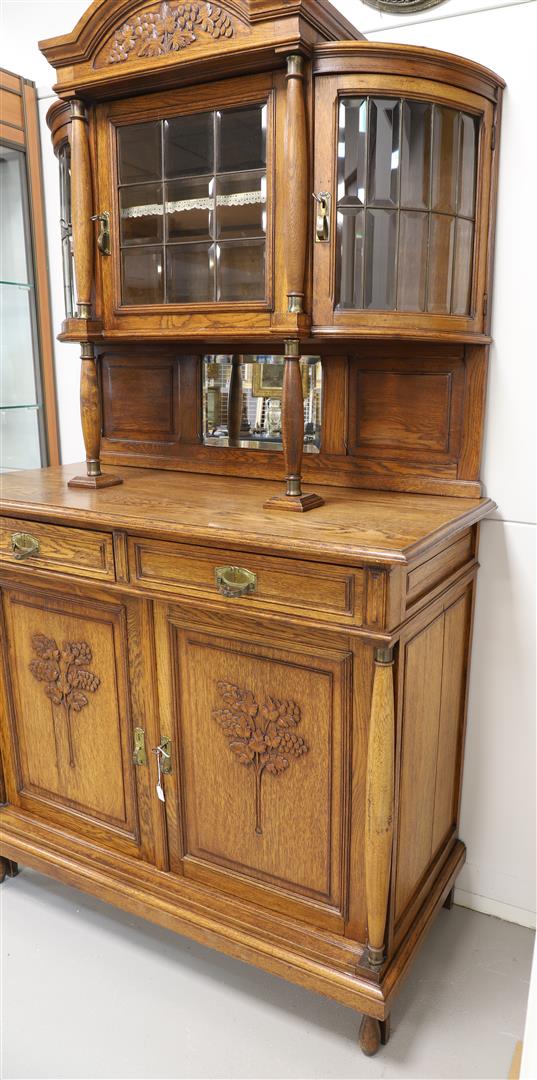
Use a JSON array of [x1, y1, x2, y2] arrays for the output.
[[39, 0, 362, 69]]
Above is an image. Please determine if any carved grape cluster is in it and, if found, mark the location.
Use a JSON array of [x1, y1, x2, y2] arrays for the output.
[[213, 681, 308, 776], [107, 2, 233, 63], [29, 633, 100, 712]]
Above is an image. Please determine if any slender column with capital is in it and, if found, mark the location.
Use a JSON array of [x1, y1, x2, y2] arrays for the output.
[[264, 340, 323, 512], [285, 54, 308, 316], [364, 646, 395, 969], [68, 343, 122, 489], [70, 100, 93, 320]]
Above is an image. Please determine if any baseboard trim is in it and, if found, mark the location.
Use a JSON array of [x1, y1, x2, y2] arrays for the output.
[[454, 888, 536, 929]]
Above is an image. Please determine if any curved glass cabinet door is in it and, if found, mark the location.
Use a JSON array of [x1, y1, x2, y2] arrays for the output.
[[312, 64, 497, 338]]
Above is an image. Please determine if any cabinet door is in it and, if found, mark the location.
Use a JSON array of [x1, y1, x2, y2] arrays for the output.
[[95, 73, 290, 339], [155, 603, 353, 931], [0, 583, 158, 862], [313, 74, 494, 337]]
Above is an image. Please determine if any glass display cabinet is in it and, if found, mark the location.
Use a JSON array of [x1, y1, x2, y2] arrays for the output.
[[0, 3, 504, 1062], [0, 72, 59, 472]]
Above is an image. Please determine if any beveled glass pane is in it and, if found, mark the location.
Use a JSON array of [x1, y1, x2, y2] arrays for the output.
[[452, 218, 474, 315], [120, 184, 163, 246], [167, 243, 214, 302], [217, 241, 265, 301], [218, 105, 267, 173], [364, 209, 397, 310], [165, 113, 213, 178], [400, 101, 432, 210], [122, 247, 164, 304], [216, 173, 266, 238], [118, 122, 162, 185], [458, 113, 478, 218], [0, 284, 37, 407], [166, 177, 213, 241], [0, 406, 41, 470], [432, 106, 459, 213], [368, 99, 400, 208], [427, 214, 455, 313], [337, 208, 364, 308], [337, 98, 367, 204], [397, 212, 428, 312]]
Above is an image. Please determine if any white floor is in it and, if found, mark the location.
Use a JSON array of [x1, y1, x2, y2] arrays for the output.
[[0, 868, 534, 1080]]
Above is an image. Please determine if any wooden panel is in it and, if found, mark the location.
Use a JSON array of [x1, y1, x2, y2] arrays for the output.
[[1, 586, 144, 856], [349, 353, 465, 468], [395, 588, 473, 921], [0, 71, 22, 94], [155, 603, 351, 929], [0, 517, 115, 581], [102, 354, 178, 440], [0, 122, 24, 146], [357, 372, 452, 453], [0, 87, 23, 129], [432, 593, 470, 853], [406, 531, 474, 607], [395, 613, 444, 918], [129, 536, 361, 624]]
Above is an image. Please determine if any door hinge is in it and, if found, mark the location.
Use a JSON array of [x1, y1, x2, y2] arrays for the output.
[[491, 125, 496, 151], [483, 293, 488, 317], [132, 727, 147, 766]]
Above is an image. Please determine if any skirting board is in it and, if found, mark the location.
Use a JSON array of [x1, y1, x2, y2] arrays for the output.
[[454, 889, 536, 929]]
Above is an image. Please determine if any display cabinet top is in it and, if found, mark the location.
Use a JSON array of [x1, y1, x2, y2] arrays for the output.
[[39, 0, 363, 98], [313, 40, 505, 102]]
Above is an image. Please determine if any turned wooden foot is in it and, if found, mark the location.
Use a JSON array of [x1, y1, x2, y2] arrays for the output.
[[359, 1016, 380, 1056], [443, 886, 455, 910], [0, 857, 20, 883]]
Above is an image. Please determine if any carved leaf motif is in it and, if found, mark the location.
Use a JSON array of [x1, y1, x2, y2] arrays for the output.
[[213, 680, 308, 834], [106, 1, 234, 64], [28, 633, 100, 768]]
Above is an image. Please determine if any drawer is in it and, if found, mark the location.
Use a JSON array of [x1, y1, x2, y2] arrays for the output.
[[0, 517, 115, 581], [128, 536, 363, 625]]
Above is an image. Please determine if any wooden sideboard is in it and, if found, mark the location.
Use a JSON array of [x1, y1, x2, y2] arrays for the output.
[[0, 0, 504, 1058]]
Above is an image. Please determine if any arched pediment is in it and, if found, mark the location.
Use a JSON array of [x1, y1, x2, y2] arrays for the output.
[[39, 0, 361, 74]]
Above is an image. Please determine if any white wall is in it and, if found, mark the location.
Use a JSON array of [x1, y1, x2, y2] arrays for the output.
[[1, 0, 535, 926]]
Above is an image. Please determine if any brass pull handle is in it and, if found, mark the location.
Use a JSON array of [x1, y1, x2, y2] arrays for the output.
[[313, 192, 331, 243], [215, 566, 257, 598], [11, 532, 40, 560], [91, 211, 111, 256]]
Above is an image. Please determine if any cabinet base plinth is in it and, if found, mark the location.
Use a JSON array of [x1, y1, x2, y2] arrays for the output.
[[263, 492, 325, 512], [68, 473, 123, 489]]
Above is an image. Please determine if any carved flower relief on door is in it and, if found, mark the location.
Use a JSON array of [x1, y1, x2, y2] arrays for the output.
[[29, 634, 100, 769], [106, 2, 234, 64], [213, 680, 309, 835]]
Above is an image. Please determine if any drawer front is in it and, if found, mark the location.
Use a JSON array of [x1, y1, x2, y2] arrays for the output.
[[0, 517, 115, 581], [128, 536, 362, 625]]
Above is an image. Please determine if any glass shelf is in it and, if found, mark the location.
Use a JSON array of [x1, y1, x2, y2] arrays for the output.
[[0, 280, 33, 289], [0, 404, 40, 410]]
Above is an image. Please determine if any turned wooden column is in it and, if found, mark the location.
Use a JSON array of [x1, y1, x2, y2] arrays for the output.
[[264, 340, 323, 512], [227, 356, 243, 447], [70, 100, 93, 320], [285, 55, 308, 315], [364, 645, 395, 968], [68, 343, 122, 489]]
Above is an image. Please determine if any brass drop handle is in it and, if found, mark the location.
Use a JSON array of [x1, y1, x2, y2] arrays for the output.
[[11, 532, 40, 560], [215, 566, 257, 598], [91, 211, 111, 256], [313, 192, 331, 243]]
